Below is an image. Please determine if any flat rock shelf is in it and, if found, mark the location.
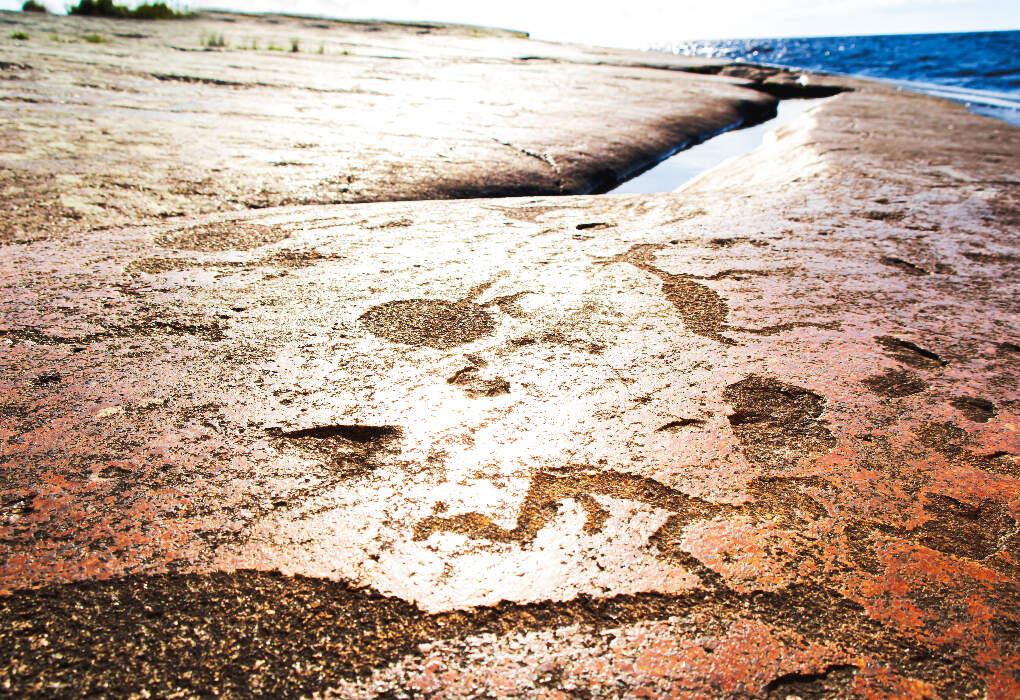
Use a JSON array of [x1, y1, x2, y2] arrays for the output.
[[1, 9, 1019, 700]]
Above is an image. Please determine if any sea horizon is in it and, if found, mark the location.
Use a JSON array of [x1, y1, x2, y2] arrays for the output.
[[655, 28, 1020, 126]]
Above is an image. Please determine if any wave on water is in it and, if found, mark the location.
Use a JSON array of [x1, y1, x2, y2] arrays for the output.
[[655, 30, 1020, 127]]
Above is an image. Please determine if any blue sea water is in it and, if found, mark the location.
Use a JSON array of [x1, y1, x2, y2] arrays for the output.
[[657, 30, 1020, 127]]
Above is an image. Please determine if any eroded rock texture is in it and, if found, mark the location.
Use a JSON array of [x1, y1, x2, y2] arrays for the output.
[[1, 9, 1019, 700], [0, 10, 782, 244]]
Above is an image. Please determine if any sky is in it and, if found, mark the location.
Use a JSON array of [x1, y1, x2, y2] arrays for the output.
[[6, 0, 1020, 46]]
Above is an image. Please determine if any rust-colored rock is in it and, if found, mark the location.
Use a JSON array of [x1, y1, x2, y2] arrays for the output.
[[1, 9, 1019, 700]]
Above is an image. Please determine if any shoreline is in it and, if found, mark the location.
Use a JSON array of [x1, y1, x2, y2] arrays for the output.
[[652, 31, 1020, 128], [0, 9, 854, 242]]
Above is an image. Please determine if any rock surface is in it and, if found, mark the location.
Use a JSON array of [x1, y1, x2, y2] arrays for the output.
[[0, 10, 787, 243], [2, 9, 1020, 700]]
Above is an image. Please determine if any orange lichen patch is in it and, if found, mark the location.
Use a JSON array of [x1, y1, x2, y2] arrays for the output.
[[862, 541, 1017, 640], [852, 666, 938, 699], [987, 672, 1020, 700], [620, 618, 847, 695], [836, 538, 1020, 691], [679, 518, 821, 591], [325, 614, 858, 698]]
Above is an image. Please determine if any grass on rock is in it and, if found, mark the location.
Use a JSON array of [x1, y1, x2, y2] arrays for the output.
[[200, 31, 227, 48]]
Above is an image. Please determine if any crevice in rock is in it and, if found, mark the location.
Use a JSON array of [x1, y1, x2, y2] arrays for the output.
[[875, 335, 947, 369], [272, 424, 402, 443]]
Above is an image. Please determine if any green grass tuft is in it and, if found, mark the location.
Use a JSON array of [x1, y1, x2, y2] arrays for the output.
[[83, 33, 106, 43], [200, 31, 226, 48], [68, 1, 194, 20], [289, 37, 300, 53], [9, 31, 30, 40]]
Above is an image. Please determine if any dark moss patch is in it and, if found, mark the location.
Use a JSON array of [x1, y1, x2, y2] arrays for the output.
[[360, 299, 495, 349], [723, 375, 835, 472], [862, 368, 928, 397], [915, 421, 970, 457], [863, 210, 905, 222], [0, 567, 986, 698], [155, 221, 291, 251], [915, 493, 1014, 560], [950, 396, 996, 423], [961, 251, 1020, 264], [267, 424, 404, 478], [447, 365, 510, 397], [30, 372, 61, 386], [915, 421, 1019, 478]]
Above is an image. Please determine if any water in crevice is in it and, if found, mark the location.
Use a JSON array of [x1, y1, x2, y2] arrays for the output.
[[609, 98, 820, 194]]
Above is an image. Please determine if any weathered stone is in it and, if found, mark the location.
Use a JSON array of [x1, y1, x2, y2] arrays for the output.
[[0, 10, 780, 243], [1, 9, 1019, 700]]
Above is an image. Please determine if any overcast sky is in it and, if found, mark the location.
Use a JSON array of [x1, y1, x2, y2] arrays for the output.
[[7, 0, 1020, 46]]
